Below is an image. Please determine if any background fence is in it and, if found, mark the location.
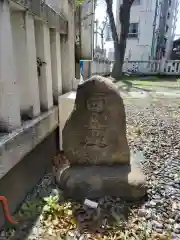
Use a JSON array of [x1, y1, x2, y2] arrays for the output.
[[83, 58, 111, 79], [123, 59, 180, 75]]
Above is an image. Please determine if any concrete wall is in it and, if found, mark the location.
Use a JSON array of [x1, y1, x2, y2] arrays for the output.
[[82, 60, 111, 79], [60, 1, 75, 92], [80, 0, 94, 60], [10, 11, 41, 118], [0, 0, 75, 228], [45, 0, 62, 12], [0, 1, 21, 131], [11, 12, 30, 114], [34, 20, 54, 111], [0, 128, 58, 227], [50, 29, 62, 103]]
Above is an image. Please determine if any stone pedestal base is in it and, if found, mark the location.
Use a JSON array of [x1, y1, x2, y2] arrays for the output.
[[55, 163, 146, 201]]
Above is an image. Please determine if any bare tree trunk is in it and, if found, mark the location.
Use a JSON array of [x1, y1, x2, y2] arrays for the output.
[[112, 2, 131, 80], [105, 0, 134, 80]]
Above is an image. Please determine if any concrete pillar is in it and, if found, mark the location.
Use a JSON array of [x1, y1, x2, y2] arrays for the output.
[[11, 11, 40, 119], [0, 1, 21, 132], [11, 11, 32, 118], [61, 1, 75, 93], [34, 21, 53, 111], [25, 12, 40, 117], [50, 29, 62, 104]]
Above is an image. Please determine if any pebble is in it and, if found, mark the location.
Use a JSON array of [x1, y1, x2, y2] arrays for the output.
[[169, 218, 175, 224], [155, 228, 163, 234], [1, 98, 180, 239], [149, 200, 157, 207], [138, 208, 147, 217], [152, 220, 163, 229], [174, 223, 180, 231], [66, 232, 77, 240]]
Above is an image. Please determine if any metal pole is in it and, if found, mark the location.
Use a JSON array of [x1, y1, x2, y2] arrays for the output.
[[94, 20, 98, 49], [151, 0, 158, 59]]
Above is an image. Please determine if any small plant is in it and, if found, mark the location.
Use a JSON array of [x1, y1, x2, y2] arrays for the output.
[[76, 0, 85, 7], [41, 197, 76, 237], [42, 196, 74, 220], [43, 196, 61, 216]]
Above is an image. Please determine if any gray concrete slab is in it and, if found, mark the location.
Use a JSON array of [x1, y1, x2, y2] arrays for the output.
[[0, 129, 58, 228], [0, 107, 58, 180]]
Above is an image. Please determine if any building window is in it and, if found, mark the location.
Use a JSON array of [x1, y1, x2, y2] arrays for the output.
[[128, 23, 138, 38], [167, 12, 170, 19], [133, 0, 140, 5]]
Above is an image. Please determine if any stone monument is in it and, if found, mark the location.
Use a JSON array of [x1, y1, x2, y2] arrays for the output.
[[56, 76, 146, 201]]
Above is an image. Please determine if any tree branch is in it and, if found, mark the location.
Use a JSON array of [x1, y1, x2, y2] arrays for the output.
[[101, 15, 108, 33], [129, 0, 135, 5], [105, 0, 118, 44]]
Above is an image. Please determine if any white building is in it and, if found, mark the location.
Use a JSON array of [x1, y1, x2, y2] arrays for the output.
[[116, 0, 179, 61]]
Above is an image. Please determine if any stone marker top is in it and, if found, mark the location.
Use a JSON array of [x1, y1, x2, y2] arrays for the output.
[[62, 75, 130, 166], [76, 75, 120, 106], [78, 75, 118, 89]]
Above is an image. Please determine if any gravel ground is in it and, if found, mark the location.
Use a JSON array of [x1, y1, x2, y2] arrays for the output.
[[1, 97, 180, 240]]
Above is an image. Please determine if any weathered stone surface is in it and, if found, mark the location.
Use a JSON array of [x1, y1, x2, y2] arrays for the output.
[[56, 163, 146, 201], [62, 75, 130, 165]]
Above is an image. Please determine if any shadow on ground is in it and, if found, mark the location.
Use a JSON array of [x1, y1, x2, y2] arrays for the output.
[[118, 80, 152, 93], [70, 196, 148, 237], [0, 175, 57, 240], [131, 83, 180, 90], [116, 77, 180, 95], [121, 75, 178, 82], [0, 181, 148, 239]]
